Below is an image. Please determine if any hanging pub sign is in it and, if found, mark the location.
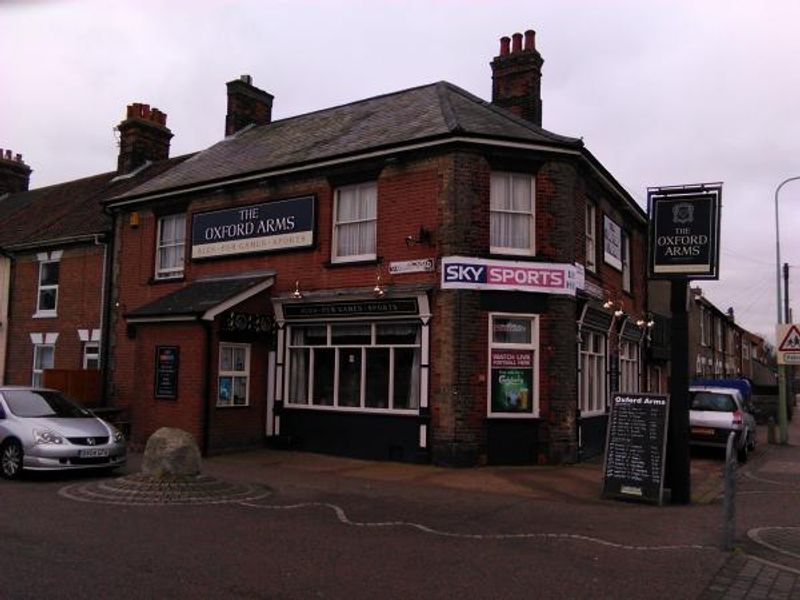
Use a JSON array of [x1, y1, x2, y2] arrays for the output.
[[647, 184, 721, 279], [154, 346, 179, 399], [191, 195, 315, 259]]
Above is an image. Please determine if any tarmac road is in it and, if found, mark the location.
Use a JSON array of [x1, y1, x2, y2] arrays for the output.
[[0, 450, 733, 600]]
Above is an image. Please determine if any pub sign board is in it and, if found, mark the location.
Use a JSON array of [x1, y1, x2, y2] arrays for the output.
[[191, 195, 314, 259], [602, 392, 670, 505], [648, 185, 721, 279], [154, 346, 179, 400]]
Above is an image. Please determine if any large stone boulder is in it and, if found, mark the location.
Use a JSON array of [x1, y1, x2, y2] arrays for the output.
[[142, 427, 201, 478]]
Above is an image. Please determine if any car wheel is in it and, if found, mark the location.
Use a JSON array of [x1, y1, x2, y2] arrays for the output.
[[0, 439, 23, 479]]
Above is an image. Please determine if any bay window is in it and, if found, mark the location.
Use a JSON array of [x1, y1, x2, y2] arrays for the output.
[[287, 322, 420, 411]]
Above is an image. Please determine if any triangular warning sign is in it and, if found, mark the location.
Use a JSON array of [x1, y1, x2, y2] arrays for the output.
[[779, 325, 800, 352]]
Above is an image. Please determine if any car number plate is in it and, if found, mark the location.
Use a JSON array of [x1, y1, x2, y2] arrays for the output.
[[691, 427, 715, 436], [78, 448, 109, 458]]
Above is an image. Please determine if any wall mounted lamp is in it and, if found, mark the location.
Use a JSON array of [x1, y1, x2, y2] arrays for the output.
[[373, 274, 386, 298], [291, 280, 303, 300], [405, 226, 432, 247]]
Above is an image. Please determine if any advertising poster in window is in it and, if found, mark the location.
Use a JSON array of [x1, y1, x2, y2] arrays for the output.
[[490, 349, 533, 413], [155, 346, 179, 399], [603, 216, 622, 270]]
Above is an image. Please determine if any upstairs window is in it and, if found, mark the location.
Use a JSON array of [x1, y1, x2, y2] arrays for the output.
[[332, 182, 377, 262], [155, 214, 186, 280], [36, 260, 59, 316], [621, 230, 631, 292], [490, 172, 535, 255], [585, 202, 596, 271]]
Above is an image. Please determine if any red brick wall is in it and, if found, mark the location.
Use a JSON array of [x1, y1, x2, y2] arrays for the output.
[[5, 244, 105, 385]]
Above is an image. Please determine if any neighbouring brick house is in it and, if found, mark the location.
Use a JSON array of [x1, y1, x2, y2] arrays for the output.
[[0, 107, 190, 400], [104, 29, 650, 465]]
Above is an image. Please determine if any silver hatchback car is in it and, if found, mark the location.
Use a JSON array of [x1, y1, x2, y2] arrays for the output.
[[0, 387, 127, 479]]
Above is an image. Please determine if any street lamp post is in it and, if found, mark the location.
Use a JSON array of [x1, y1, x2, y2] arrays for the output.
[[774, 176, 800, 444]]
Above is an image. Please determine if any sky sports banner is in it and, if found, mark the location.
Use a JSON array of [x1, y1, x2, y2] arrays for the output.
[[441, 256, 584, 295], [191, 196, 314, 259]]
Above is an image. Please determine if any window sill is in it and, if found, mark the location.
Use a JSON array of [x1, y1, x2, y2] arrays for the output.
[[216, 403, 251, 408], [150, 275, 185, 285], [489, 250, 536, 259], [32, 311, 57, 319], [282, 403, 419, 416], [324, 256, 381, 268], [487, 413, 539, 419]]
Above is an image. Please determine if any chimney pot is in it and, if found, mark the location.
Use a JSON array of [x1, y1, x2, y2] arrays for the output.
[[499, 36, 510, 56], [524, 30, 535, 51], [511, 32, 523, 53], [240, 74, 252, 85], [15, 153, 22, 162]]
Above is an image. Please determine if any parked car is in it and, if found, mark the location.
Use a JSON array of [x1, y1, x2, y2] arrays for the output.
[[0, 387, 126, 479], [689, 384, 757, 463]]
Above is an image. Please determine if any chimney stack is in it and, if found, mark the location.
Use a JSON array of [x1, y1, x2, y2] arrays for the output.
[[116, 103, 173, 174], [0, 149, 32, 194], [490, 29, 544, 127], [225, 75, 273, 137]]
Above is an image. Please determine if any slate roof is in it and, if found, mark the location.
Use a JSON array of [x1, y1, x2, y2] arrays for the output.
[[111, 81, 584, 203], [0, 155, 192, 250], [125, 274, 274, 319]]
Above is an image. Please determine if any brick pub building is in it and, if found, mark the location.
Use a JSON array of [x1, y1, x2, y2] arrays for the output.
[[106, 30, 648, 465]]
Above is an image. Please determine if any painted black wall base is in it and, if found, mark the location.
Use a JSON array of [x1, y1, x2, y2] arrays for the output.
[[487, 419, 542, 465]]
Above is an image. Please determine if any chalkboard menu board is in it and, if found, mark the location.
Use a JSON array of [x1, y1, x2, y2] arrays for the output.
[[602, 392, 670, 505], [155, 346, 179, 400]]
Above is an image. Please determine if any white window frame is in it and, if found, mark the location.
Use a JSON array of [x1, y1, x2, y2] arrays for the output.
[[585, 202, 596, 272], [621, 230, 631, 292], [285, 321, 421, 413], [331, 182, 377, 263], [490, 172, 536, 256], [32, 343, 55, 387], [83, 342, 100, 370], [579, 329, 606, 416], [155, 213, 186, 280], [35, 259, 59, 317], [618, 340, 640, 392], [487, 313, 539, 418], [217, 343, 250, 407]]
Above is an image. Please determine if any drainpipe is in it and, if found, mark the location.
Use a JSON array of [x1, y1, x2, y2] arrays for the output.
[[95, 233, 112, 405]]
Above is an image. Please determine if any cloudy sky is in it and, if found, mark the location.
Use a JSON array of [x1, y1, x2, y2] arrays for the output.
[[2, 0, 799, 342]]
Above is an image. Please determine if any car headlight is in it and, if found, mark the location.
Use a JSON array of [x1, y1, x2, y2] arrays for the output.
[[112, 428, 125, 443], [33, 429, 64, 445]]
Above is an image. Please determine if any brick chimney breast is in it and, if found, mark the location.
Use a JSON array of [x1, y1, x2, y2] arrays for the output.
[[225, 75, 274, 137], [490, 29, 544, 127], [116, 103, 173, 174], [0, 149, 32, 194]]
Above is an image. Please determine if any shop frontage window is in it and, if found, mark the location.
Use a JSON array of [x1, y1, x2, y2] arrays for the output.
[[579, 330, 606, 415], [490, 172, 535, 255], [218, 343, 250, 406], [618, 340, 640, 392], [155, 213, 186, 280], [287, 322, 420, 411], [332, 182, 377, 262], [488, 314, 538, 417]]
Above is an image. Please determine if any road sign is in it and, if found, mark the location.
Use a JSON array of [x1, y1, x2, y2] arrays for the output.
[[777, 324, 800, 365]]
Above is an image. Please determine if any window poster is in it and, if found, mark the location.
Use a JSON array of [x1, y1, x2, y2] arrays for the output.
[[490, 349, 533, 413], [604, 215, 622, 270]]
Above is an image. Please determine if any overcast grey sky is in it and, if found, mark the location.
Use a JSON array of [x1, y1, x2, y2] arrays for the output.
[[2, 0, 799, 342]]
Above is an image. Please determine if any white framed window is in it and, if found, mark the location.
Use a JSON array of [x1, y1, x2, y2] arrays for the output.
[[155, 213, 186, 280], [287, 322, 421, 412], [32, 344, 54, 387], [83, 342, 100, 370], [715, 319, 723, 351], [579, 330, 606, 416], [36, 260, 59, 316], [700, 308, 712, 346], [487, 313, 539, 417], [490, 172, 535, 255], [218, 343, 250, 406], [585, 202, 596, 271], [332, 182, 377, 262], [618, 340, 640, 392], [621, 230, 631, 292]]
